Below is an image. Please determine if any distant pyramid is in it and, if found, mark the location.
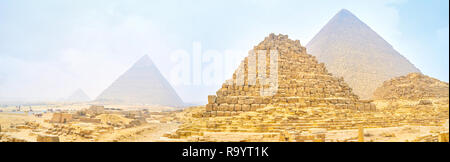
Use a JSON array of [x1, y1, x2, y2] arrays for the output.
[[66, 89, 91, 102], [96, 55, 184, 107], [306, 9, 421, 99]]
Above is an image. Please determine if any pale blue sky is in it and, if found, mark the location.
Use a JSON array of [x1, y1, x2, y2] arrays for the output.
[[0, 0, 448, 103]]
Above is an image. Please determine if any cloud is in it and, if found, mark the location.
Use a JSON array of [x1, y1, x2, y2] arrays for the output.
[[0, 10, 169, 101]]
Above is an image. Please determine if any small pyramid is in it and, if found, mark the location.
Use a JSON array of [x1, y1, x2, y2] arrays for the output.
[[169, 34, 377, 141], [96, 55, 184, 107], [373, 73, 449, 100], [306, 9, 421, 99], [205, 33, 373, 112], [66, 89, 91, 102]]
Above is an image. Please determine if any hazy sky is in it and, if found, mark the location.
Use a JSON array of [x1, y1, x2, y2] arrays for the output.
[[0, 0, 448, 103]]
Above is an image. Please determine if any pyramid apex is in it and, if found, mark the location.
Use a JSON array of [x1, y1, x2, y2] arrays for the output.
[[332, 9, 359, 21], [338, 9, 351, 13], [139, 54, 151, 61], [67, 88, 91, 102], [336, 9, 354, 16], [134, 54, 154, 67]]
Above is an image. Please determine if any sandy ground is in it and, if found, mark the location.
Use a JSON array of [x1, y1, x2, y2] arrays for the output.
[[0, 111, 181, 142], [326, 124, 448, 142], [0, 112, 49, 127], [96, 123, 180, 142], [1, 103, 448, 142], [0, 113, 48, 142]]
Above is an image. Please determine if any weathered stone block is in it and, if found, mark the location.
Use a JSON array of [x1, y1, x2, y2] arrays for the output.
[[37, 134, 59, 142], [208, 95, 217, 104]]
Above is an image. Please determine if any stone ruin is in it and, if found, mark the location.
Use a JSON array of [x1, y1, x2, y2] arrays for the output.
[[168, 34, 381, 142], [371, 73, 449, 122], [50, 113, 73, 123], [204, 33, 375, 117], [86, 105, 105, 116], [371, 73, 449, 141], [373, 72, 449, 100]]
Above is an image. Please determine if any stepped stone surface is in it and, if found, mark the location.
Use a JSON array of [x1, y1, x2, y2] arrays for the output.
[[306, 9, 420, 99], [167, 34, 385, 142], [205, 33, 374, 115], [373, 73, 449, 100], [96, 55, 184, 107]]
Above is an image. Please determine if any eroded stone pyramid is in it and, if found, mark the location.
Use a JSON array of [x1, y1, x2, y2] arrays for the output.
[[168, 34, 380, 142], [306, 9, 421, 99], [96, 55, 184, 107], [205, 33, 374, 115], [373, 73, 449, 100]]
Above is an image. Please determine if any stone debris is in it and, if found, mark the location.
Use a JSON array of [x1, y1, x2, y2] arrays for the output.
[[373, 72, 449, 100]]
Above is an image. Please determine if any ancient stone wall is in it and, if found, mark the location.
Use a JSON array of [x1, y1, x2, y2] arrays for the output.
[[50, 113, 73, 123]]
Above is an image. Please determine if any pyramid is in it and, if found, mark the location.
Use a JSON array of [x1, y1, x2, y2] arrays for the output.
[[96, 55, 184, 107], [306, 9, 421, 99], [168, 34, 379, 141], [373, 73, 449, 100], [66, 89, 91, 102], [205, 33, 373, 114]]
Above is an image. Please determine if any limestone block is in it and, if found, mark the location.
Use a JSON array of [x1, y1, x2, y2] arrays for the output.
[[206, 104, 212, 111], [251, 104, 259, 111], [370, 103, 376, 111], [235, 104, 242, 111], [242, 105, 250, 111], [37, 134, 59, 142], [208, 95, 217, 104]]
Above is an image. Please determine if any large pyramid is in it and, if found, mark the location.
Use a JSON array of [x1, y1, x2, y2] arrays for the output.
[[96, 55, 184, 107], [306, 9, 421, 99], [66, 89, 91, 102]]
